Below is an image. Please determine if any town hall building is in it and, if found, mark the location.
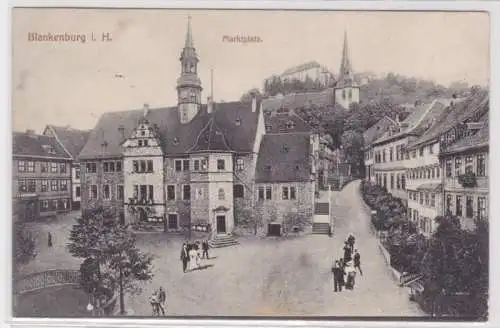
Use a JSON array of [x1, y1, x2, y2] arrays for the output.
[[77, 17, 335, 238]]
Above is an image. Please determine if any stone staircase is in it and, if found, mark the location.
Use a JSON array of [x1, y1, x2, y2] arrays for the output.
[[208, 235, 239, 248], [312, 222, 331, 235]]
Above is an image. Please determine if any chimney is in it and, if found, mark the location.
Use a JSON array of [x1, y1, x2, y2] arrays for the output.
[[207, 96, 213, 114], [143, 103, 149, 117], [252, 95, 257, 112]]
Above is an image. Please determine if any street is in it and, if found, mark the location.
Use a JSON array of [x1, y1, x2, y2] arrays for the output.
[[126, 180, 424, 317]]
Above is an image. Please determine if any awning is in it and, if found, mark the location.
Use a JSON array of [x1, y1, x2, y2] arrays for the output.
[[416, 183, 442, 192]]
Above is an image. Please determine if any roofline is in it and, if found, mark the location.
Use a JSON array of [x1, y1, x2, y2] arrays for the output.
[[255, 179, 315, 184], [13, 154, 72, 161], [440, 143, 489, 157], [44, 125, 74, 160]]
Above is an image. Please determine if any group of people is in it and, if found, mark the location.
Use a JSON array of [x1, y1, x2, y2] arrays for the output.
[[331, 233, 363, 292], [180, 240, 210, 273], [149, 286, 167, 316]]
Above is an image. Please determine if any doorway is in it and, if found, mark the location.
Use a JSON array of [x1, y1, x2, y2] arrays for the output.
[[168, 214, 178, 230], [216, 215, 226, 234], [138, 208, 148, 222]]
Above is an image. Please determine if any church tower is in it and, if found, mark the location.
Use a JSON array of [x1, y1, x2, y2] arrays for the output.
[[334, 30, 360, 109], [177, 16, 203, 124]]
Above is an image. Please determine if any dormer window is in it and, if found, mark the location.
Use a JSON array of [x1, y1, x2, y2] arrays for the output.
[[235, 118, 241, 126], [141, 131, 146, 136], [286, 121, 295, 130], [173, 137, 179, 146], [143, 140, 149, 147]]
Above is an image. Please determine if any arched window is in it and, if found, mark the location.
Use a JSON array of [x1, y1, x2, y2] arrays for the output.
[[218, 188, 225, 200]]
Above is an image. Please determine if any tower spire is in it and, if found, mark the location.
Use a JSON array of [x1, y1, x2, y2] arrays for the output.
[[185, 15, 194, 48], [339, 30, 353, 86]]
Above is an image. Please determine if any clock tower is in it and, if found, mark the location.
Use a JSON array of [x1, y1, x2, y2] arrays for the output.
[[177, 16, 203, 124]]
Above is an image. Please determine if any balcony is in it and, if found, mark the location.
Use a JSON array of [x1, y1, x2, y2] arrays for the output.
[[128, 197, 154, 205], [444, 174, 488, 191]]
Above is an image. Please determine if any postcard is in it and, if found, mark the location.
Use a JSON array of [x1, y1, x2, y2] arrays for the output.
[[10, 7, 490, 322]]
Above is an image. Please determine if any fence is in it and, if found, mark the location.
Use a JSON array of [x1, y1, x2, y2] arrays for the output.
[[14, 269, 81, 295]]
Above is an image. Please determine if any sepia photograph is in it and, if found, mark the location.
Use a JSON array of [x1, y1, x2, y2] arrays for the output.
[[10, 8, 490, 321]]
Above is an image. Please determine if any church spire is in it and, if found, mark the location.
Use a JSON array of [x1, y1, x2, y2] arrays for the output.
[[185, 15, 194, 48], [338, 30, 353, 86]]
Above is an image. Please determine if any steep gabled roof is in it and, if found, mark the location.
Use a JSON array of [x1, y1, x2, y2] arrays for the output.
[[255, 133, 312, 183], [261, 88, 335, 112], [372, 99, 450, 146], [363, 116, 397, 147], [264, 113, 312, 134], [410, 91, 489, 148], [78, 101, 260, 160], [13, 132, 72, 159], [442, 114, 489, 155], [46, 125, 90, 159]]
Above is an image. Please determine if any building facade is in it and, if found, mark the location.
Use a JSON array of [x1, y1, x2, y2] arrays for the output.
[[13, 130, 73, 221], [43, 125, 90, 210]]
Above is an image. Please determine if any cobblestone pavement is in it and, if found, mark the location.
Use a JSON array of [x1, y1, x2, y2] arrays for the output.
[[127, 180, 425, 317]]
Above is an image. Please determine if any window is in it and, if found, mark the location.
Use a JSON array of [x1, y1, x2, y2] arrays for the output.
[[282, 186, 289, 200], [76, 186, 81, 197], [143, 140, 149, 147], [217, 159, 225, 170], [51, 180, 58, 191], [258, 186, 265, 200], [234, 184, 244, 198], [445, 160, 452, 177], [401, 174, 406, 190], [138, 140, 143, 147], [446, 195, 452, 215], [412, 150, 417, 158], [133, 160, 154, 173], [431, 193, 436, 207], [168, 214, 178, 230], [42, 200, 49, 210], [465, 156, 474, 174], [382, 150, 386, 162], [266, 187, 272, 200], [429, 144, 434, 154], [167, 185, 176, 200], [218, 188, 225, 200], [466, 196, 473, 218], [390, 174, 394, 189], [175, 160, 182, 172], [456, 195, 463, 217], [41, 162, 48, 173], [51, 163, 58, 173], [116, 161, 122, 172], [60, 163, 67, 173], [395, 145, 400, 161], [148, 185, 154, 201], [140, 161, 147, 173], [383, 174, 387, 189], [18, 180, 27, 192], [90, 185, 98, 200], [60, 180, 68, 191], [431, 168, 435, 179], [147, 160, 153, 172], [139, 185, 147, 201], [75, 168, 81, 179], [236, 158, 244, 171], [477, 154, 486, 176], [419, 192, 424, 205], [182, 159, 189, 171], [389, 147, 394, 161], [183, 185, 191, 200], [425, 193, 430, 206], [193, 160, 200, 171], [103, 185, 111, 200], [477, 197, 486, 220], [86, 162, 97, 173], [419, 147, 424, 156], [436, 167, 440, 178], [117, 185, 124, 200], [41, 180, 48, 192], [290, 187, 296, 200], [396, 174, 400, 189], [455, 157, 462, 176]]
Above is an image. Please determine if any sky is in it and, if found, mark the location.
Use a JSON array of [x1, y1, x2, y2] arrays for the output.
[[11, 9, 489, 132]]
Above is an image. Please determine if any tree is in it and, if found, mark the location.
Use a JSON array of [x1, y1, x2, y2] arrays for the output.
[[282, 211, 311, 235], [14, 222, 36, 265], [240, 88, 262, 102], [237, 208, 263, 235], [68, 207, 154, 315], [341, 129, 364, 176]]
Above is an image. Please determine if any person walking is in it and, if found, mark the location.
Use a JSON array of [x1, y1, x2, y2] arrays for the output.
[[157, 286, 166, 316], [353, 249, 363, 276], [343, 241, 352, 263], [202, 240, 210, 259], [331, 260, 343, 292], [180, 243, 189, 273], [48, 232, 53, 248], [338, 258, 346, 288], [150, 291, 160, 316], [347, 233, 355, 252]]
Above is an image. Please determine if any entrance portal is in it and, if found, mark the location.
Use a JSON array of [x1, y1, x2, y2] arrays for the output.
[[216, 215, 226, 234]]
